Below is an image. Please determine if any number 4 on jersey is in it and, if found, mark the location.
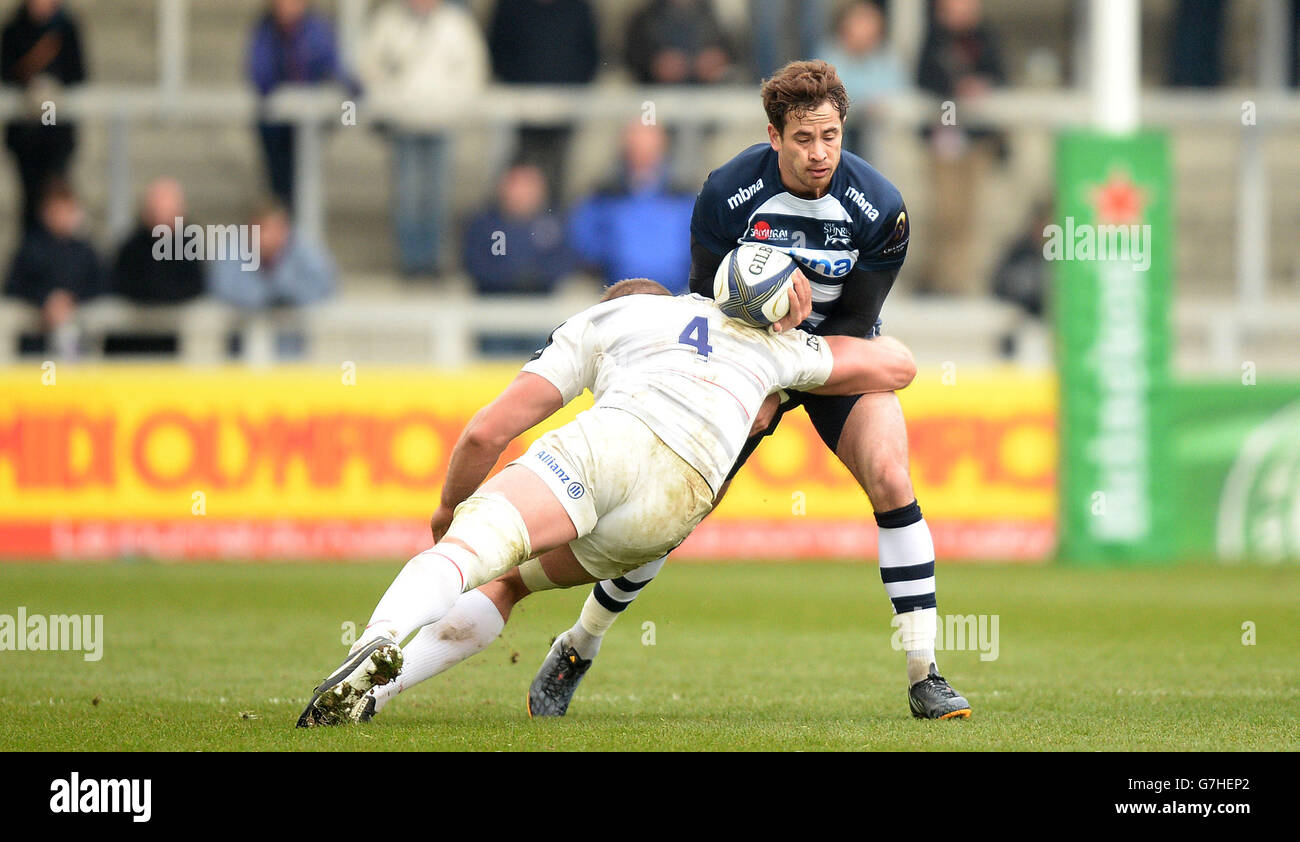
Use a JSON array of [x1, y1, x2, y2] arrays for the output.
[[678, 316, 713, 358]]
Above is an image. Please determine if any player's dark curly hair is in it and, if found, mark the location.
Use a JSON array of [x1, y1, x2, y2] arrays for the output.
[[761, 60, 850, 135]]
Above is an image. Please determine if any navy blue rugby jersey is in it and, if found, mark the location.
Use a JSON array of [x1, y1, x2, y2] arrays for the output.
[[690, 143, 909, 333]]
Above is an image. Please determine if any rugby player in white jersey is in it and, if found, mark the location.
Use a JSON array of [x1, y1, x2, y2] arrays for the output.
[[297, 278, 918, 726]]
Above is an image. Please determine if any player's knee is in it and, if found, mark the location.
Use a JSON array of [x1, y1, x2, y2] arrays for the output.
[[861, 457, 915, 511], [489, 569, 534, 606], [443, 492, 533, 590]]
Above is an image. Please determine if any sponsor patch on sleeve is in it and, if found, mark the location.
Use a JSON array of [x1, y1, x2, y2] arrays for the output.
[[880, 210, 909, 257]]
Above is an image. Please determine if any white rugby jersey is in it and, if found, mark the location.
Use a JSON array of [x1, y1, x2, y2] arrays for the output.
[[521, 293, 834, 494]]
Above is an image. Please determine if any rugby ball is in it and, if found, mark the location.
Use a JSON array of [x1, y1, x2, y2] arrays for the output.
[[713, 243, 797, 328]]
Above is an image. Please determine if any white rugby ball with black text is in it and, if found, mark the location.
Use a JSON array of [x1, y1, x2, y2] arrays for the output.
[[713, 242, 797, 328]]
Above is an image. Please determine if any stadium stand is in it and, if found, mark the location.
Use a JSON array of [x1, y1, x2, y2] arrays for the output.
[[0, 0, 1297, 372]]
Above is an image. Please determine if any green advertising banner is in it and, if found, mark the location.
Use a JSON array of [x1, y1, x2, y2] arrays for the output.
[[1054, 131, 1175, 564], [1172, 383, 1300, 563]]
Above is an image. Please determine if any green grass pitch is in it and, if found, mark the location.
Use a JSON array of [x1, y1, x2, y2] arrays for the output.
[[1, 561, 1297, 751]]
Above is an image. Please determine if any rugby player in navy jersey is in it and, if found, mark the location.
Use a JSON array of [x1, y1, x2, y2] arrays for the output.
[[529, 60, 970, 721]]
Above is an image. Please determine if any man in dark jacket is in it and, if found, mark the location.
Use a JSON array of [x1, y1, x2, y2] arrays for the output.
[[463, 160, 574, 356], [1, 0, 87, 230], [915, 0, 1006, 295], [488, 0, 599, 201], [3, 177, 100, 356], [624, 0, 734, 85], [109, 178, 206, 305], [463, 162, 572, 296]]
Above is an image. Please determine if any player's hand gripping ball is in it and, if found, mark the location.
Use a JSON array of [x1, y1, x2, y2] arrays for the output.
[[713, 242, 798, 328]]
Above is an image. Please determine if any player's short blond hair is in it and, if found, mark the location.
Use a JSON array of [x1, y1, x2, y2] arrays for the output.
[[600, 278, 671, 301]]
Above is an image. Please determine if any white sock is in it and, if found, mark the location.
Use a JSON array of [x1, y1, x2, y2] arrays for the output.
[[563, 595, 609, 661], [895, 607, 938, 685], [564, 556, 667, 660], [876, 501, 939, 685], [371, 588, 505, 712], [362, 545, 467, 649]]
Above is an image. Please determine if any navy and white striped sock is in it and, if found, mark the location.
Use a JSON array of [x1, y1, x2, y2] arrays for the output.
[[564, 555, 667, 660], [875, 500, 939, 685]]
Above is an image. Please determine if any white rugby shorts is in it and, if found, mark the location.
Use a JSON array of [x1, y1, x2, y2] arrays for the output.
[[509, 408, 713, 580]]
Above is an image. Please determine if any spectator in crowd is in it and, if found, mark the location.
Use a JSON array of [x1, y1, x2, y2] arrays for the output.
[[358, 0, 488, 277], [916, 0, 1006, 296], [1292, 1, 1300, 87], [464, 161, 573, 357], [109, 178, 206, 305], [991, 199, 1051, 358], [247, 0, 349, 208], [463, 161, 573, 296], [208, 198, 336, 310], [1168, 0, 1227, 87], [488, 0, 599, 201], [625, 0, 735, 85], [3, 177, 100, 356], [1, 0, 86, 230], [99, 178, 206, 356], [816, 0, 905, 160], [568, 120, 694, 292], [754, 0, 830, 81]]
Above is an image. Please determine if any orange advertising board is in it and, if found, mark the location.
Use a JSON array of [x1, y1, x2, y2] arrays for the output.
[[0, 366, 1054, 561]]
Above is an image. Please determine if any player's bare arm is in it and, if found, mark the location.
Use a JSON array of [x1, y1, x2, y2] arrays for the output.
[[815, 334, 917, 396], [430, 372, 563, 540], [747, 331, 912, 435], [749, 393, 781, 436]]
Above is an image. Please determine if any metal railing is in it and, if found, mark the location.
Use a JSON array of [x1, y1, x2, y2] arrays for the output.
[[0, 284, 1041, 367], [1, 82, 1298, 368]]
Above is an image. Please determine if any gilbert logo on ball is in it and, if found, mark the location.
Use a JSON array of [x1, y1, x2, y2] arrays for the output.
[[714, 243, 797, 328]]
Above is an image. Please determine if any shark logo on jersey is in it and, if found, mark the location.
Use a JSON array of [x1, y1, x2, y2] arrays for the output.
[[823, 222, 851, 247]]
